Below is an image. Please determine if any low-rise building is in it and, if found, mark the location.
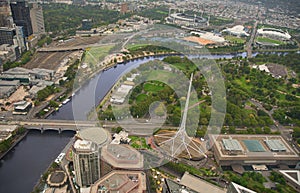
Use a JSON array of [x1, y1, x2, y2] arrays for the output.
[[13, 100, 32, 114], [179, 172, 226, 193], [89, 170, 147, 193], [210, 134, 300, 167], [101, 144, 143, 173]]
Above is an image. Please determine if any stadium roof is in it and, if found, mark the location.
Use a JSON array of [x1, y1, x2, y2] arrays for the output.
[[222, 139, 243, 151], [257, 28, 291, 40], [264, 140, 286, 152], [222, 25, 249, 36]]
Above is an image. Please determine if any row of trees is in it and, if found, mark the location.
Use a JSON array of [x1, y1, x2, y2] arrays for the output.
[[0, 127, 26, 153], [36, 86, 60, 102], [3, 50, 33, 71]]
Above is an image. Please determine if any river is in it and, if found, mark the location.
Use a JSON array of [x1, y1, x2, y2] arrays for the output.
[[0, 52, 260, 192]]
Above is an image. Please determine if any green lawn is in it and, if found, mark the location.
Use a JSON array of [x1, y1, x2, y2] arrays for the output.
[[129, 136, 150, 149], [126, 44, 148, 51], [136, 94, 148, 103], [144, 83, 164, 92], [147, 70, 176, 81], [256, 37, 285, 45], [233, 77, 252, 91], [83, 45, 114, 65], [225, 36, 246, 44]]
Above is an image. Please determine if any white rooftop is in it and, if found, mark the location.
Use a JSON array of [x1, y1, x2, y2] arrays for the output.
[[230, 182, 257, 193], [279, 170, 300, 186], [222, 25, 249, 36], [74, 139, 93, 150]]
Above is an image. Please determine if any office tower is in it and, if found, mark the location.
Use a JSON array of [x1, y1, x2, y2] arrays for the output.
[[0, 27, 16, 45], [14, 25, 26, 52], [30, 3, 45, 35], [0, 0, 11, 27], [72, 139, 100, 187], [10, 1, 33, 37], [81, 19, 92, 31]]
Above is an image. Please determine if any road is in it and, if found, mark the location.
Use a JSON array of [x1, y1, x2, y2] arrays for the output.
[[246, 20, 258, 58], [1, 117, 178, 135]]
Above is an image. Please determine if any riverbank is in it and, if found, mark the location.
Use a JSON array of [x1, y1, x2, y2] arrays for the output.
[[0, 129, 28, 160], [0, 130, 74, 193]]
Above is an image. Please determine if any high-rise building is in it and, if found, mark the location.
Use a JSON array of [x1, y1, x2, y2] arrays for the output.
[[10, 1, 33, 37], [72, 139, 100, 187], [0, 0, 12, 27], [0, 27, 16, 45], [14, 25, 26, 52], [81, 19, 92, 31], [30, 3, 45, 35]]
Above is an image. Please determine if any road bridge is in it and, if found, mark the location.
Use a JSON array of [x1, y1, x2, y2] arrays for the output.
[[17, 119, 98, 133], [3, 118, 176, 135]]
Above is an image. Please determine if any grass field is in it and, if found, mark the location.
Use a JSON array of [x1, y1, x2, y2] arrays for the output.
[[136, 94, 148, 103], [256, 37, 285, 45], [129, 136, 150, 149], [126, 44, 148, 51], [144, 82, 164, 92], [225, 35, 246, 44], [83, 45, 114, 65], [147, 70, 176, 81]]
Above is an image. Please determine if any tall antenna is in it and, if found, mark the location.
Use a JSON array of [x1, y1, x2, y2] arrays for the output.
[[155, 74, 207, 159]]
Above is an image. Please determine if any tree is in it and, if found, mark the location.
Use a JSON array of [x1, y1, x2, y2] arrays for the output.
[[228, 126, 236, 134]]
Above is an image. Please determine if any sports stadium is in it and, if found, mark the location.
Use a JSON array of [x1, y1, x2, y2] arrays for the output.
[[166, 12, 207, 27], [257, 28, 291, 40]]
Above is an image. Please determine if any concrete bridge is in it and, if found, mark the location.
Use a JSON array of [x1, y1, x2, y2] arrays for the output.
[[18, 119, 98, 133], [8, 118, 175, 135]]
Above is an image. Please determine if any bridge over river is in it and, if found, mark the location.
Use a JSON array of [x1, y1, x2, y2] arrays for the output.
[[7, 118, 175, 136]]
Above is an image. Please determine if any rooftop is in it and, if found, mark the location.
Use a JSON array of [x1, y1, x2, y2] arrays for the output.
[[243, 140, 266, 152], [77, 127, 110, 146], [180, 172, 226, 193], [222, 138, 243, 151], [90, 170, 146, 193], [222, 25, 249, 36], [101, 144, 143, 169], [210, 134, 300, 165], [264, 140, 287, 152], [73, 139, 96, 151]]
